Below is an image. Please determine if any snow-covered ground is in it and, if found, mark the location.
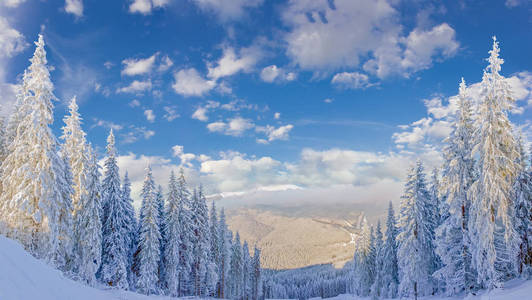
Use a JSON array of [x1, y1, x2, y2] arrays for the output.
[[0, 235, 179, 300], [2, 233, 532, 300]]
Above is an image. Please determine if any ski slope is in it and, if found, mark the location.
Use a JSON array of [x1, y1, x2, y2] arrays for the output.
[[0, 235, 175, 300]]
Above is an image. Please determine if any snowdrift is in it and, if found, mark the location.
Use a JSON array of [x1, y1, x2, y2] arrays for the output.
[[0, 235, 174, 300]]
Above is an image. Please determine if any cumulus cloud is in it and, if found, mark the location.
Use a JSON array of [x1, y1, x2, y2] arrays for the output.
[[1, 0, 26, 7], [129, 0, 170, 15], [274, 112, 281, 119], [129, 99, 141, 107], [331, 72, 372, 89], [0, 17, 27, 116], [158, 55, 174, 72], [260, 65, 297, 83], [192, 100, 220, 121], [121, 53, 158, 76], [116, 79, 152, 93], [144, 109, 155, 122], [163, 105, 179, 121], [282, 0, 459, 78], [207, 117, 255, 136], [172, 68, 216, 97], [256, 124, 294, 143], [207, 46, 261, 80], [191, 0, 264, 22], [64, 0, 83, 17]]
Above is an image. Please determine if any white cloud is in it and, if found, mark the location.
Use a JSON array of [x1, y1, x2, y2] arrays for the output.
[[172, 68, 216, 97], [1, 0, 26, 7], [121, 53, 157, 76], [129, 99, 141, 107], [172, 145, 184, 157], [256, 124, 294, 143], [331, 72, 372, 89], [64, 0, 83, 17], [104, 61, 114, 69], [116, 79, 152, 93], [282, 0, 459, 78], [324, 98, 333, 103], [274, 112, 281, 119], [0, 17, 27, 58], [171, 145, 197, 166], [191, 0, 264, 22], [90, 118, 124, 131], [144, 109, 155, 122], [121, 125, 156, 144], [207, 46, 261, 79], [207, 117, 254, 136], [129, 0, 170, 15], [260, 65, 297, 83], [0, 17, 27, 116], [505, 0, 524, 7], [163, 105, 179, 121], [158, 55, 173, 72]]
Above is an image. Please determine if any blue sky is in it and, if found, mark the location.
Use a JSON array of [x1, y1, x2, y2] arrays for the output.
[[0, 0, 531, 214]]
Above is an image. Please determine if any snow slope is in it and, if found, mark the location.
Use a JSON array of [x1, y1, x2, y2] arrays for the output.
[[311, 279, 532, 299], [0, 235, 176, 300]]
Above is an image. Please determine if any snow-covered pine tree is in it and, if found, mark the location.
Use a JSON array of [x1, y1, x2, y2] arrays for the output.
[[155, 184, 165, 288], [136, 166, 161, 295], [162, 170, 182, 296], [230, 232, 243, 299], [218, 207, 232, 298], [99, 129, 129, 289], [381, 201, 399, 298], [352, 218, 373, 296], [434, 78, 476, 295], [190, 186, 217, 296], [209, 199, 220, 296], [468, 37, 520, 289], [370, 221, 384, 299], [251, 246, 262, 300], [77, 144, 103, 285], [121, 172, 137, 287], [242, 241, 252, 299], [514, 137, 532, 276], [0, 35, 73, 267], [0, 107, 6, 164], [176, 168, 193, 296], [60, 96, 98, 282], [397, 161, 434, 299]]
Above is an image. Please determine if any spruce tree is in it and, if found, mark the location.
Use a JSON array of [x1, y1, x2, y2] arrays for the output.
[[99, 130, 129, 288], [0, 34, 73, 267], [251, 246, 262, 300], [121, 172, 137, 286], [381, 201, 399, 298], [397, 161, 434, 298], [176, 169, 193, 296], [162, 170, 182, 296], [514, 137, 532, 276], [218, 207, 232, 298], [468, 37, 520, 289], [434, 78, 476, 295], [136, 166, 161, 295], [370, 221, 384, 299]]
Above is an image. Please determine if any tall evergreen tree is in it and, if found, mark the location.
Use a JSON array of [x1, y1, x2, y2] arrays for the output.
[[209, 200, 220, 296], [136, 166, 161, 295], [251, 246, 262, 300], [218, 208, 232, 298], [397, 161, 434, 299], [162, 171, 182, 296], [99, 130, 129, 288], [434, 78, 477, 295], [352, 218, 373, 296], [514, 137, 532, 276], [61, 96, 100, 283], [468, 37, 520, 289], [176, 169, 193, 296], [230, 232, 243, 299], [381, 201, 399, 298], [0, 35, 73, 267], [242, 241, 252, 299], [121, 172, 137, 286], [370, 221, 384, 299]]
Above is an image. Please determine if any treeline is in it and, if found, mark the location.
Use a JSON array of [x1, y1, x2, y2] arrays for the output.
[[0, 35, 263, 299], [268, 37, 532, 300]]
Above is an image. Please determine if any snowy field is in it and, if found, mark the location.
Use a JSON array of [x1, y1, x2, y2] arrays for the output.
[[2, 234, 532, 300]]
